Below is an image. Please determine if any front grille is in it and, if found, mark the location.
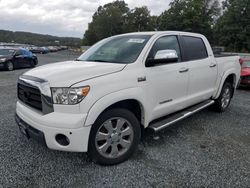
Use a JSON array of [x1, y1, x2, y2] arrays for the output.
[[241, 76, 250, 81], [18, 83, 42, 111]]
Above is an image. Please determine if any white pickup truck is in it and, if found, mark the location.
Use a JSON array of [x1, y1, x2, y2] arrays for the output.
[[16, 31, 241, 165]]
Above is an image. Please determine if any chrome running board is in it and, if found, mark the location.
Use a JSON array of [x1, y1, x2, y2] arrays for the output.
[[148, 100, 215, 132]]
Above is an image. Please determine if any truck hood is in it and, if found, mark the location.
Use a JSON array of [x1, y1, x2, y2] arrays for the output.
[[24, 61, 126, 87], [241, 67, 250, 77]]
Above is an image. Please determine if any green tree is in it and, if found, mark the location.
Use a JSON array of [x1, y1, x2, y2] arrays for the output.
[[82, 1, 129, 45], [158, 0, 220, 41], [124, 6, 154, 32], [214, 0, 250, 52], [82, 1, 159, 45]]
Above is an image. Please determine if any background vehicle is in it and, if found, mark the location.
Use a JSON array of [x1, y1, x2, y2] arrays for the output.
[[30, 46, 48, 54], [48, 46, 59, 52], [15, 31, 240, 165], [239, 58, 250, 86], [41, 47, 49, 54], [0, 47, 38, 71]]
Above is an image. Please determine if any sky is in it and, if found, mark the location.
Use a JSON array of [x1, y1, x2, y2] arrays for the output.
[[0, 0, 171, 38]]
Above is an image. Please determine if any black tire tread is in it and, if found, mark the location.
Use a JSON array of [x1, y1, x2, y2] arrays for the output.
[[5, 61, 14, 71], [213, 82, 233, 112]]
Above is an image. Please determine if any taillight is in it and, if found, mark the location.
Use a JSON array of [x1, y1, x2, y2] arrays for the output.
[[239, 58, 243, 66]]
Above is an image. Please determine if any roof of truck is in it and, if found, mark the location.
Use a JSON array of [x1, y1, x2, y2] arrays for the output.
[[120, 31, 205, 37], [113, 31, 207, 41]]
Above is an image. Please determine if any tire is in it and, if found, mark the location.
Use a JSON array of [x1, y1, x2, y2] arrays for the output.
[[5, 61, 14, 71], [88, 108, 141, 165], [213, 82, 233, 112], [30, 60, 35, 68]]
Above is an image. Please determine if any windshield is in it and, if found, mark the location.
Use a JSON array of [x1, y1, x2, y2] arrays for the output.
[[77, 35, 152, 64], [0, 49, 15, 56], [243, 61, 250, 68]]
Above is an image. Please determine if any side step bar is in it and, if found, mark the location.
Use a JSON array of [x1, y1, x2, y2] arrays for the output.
[[148, 100, 215, 132]]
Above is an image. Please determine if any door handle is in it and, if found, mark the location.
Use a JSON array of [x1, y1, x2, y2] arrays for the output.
[[209, 63, 216, 68], [179, 67, 189, 73]]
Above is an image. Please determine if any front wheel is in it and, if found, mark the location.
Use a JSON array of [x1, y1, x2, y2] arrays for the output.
[[88, 108, 141, 165], [5, 61, 14, 71], [213, 82, 233, 112]]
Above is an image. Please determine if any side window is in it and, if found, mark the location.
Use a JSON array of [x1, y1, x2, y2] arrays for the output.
[[148, 36, 181, 62], [15, 50, 22, 56], [182, 36, 208, 60], [23, 50, 31, 56], [27, 51, 32, 56]]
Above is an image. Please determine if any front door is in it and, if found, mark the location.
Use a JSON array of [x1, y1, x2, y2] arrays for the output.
[[14, 49, 30, 67], [144, 35, 189, 122], [13, 50, 27, 68]]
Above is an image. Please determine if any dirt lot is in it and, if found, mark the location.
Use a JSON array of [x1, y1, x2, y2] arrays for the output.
[[0, 51, 249, 187]]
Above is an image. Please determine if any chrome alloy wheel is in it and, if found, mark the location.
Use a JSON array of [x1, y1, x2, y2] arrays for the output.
[[221, 86, 231, 109], [95, 117, 134, 159]]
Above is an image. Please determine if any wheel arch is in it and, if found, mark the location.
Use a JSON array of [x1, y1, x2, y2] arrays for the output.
[[5, 60, 14, 71], [84, 88, 147, 128], [214, 71, 237, 99]]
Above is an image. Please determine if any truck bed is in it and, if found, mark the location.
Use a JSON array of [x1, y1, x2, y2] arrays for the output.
[[214, 54, 238, 58]]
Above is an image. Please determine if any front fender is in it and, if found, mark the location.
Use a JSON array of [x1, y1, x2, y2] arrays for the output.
[[84, 87, 149, 127]]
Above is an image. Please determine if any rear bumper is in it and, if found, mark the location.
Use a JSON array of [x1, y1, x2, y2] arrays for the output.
[[240, 79, 250, 86], [240, 75, 250, 86], [16, 101, 91, 152]]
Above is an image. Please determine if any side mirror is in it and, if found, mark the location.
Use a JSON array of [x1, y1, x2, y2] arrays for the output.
[[146, 50, 178, 67]]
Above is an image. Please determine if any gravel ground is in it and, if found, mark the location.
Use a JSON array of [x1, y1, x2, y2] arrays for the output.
[[0, 51, 249, 187]]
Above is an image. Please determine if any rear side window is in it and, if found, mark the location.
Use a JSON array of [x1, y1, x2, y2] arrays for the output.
[[23, 50, 32, 56], [182, 36, 208, 61], [21, 50, 26, 56]]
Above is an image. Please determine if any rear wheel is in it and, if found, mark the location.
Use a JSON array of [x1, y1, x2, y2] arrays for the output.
[[5, 61, 14, 71], [88, 108, 141, 165], [213, 82, 233, 112]]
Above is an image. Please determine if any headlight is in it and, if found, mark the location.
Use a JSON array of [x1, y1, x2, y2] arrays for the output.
[[0, 58, 6, 62], [51, 86, 90, 105]]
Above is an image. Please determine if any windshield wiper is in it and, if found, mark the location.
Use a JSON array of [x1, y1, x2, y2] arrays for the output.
[[76, 59, 124, 64], [89, 59, 110, 62]]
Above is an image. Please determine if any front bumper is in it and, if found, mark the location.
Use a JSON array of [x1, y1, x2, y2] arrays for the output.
[[15, 114, 47, 146], [16, 101, 91, 152]]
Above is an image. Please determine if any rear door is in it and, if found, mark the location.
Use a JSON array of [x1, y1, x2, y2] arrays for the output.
[[21, 49, 33, 67], [22, 50, 33, 67], [180, 35, 217, 105], [144, 35, 189, 121]]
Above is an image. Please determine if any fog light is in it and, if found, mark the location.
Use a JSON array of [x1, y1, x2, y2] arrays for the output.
[[55, 134, 70, 146]]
